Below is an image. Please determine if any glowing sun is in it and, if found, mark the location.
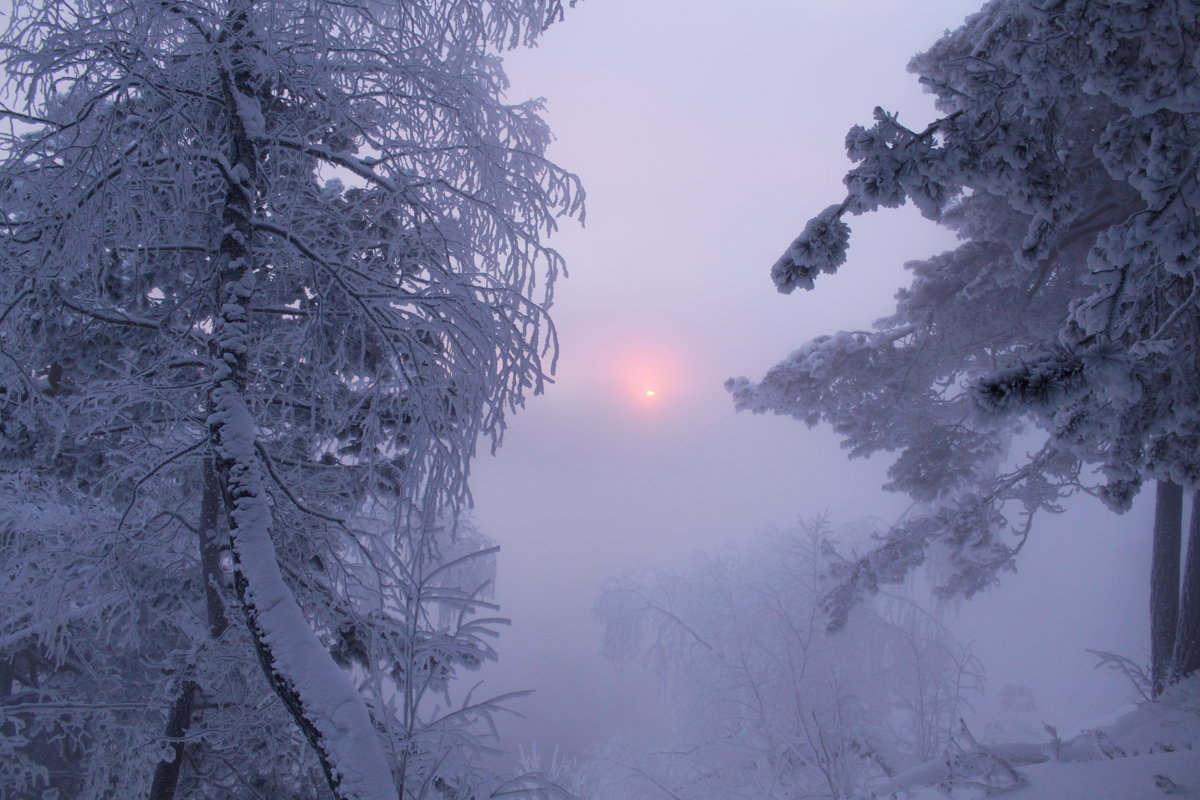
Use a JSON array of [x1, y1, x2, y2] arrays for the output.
[[601, 339, 689, 409]]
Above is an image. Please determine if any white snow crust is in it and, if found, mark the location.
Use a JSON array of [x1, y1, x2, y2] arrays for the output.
[[212, 382, 397, 800], [878, 676, 1200, 800]]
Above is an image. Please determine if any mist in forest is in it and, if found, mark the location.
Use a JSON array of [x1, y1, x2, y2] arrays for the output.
[[470, 0, 1154, 763]]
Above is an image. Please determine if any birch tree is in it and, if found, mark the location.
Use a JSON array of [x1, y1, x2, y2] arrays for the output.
[[0, 0, 581, 797], [728, 0, 1199, 689]]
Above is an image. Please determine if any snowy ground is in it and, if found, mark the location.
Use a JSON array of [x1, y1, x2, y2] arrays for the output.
[[878, 676, 1200, 799]]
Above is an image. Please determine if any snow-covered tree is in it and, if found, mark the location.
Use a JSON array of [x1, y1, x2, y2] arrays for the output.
[[727, 0, 1199, 690], [0, 0, 581, 797], [590, 521, 982, 800]]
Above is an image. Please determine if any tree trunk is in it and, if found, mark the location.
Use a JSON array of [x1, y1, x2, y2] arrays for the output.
[[149, 459, 229, 800], [199, 457, 231, 640], [204, 6, 395, 798], [1173, 490, 1200, 682], [1151, 481, 1183, 695], [148, 681, 198, 800]]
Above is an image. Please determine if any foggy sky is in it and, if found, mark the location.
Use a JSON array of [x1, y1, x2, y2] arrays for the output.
[[468, 0, 1155, 760]]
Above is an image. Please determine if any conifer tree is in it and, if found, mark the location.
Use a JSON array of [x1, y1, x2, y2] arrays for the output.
[[729, 0, 1199, 689]]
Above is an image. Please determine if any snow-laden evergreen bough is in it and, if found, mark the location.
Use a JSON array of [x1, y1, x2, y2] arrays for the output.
[[0, 0, 581, 797], [728, 0, 1200, 688]]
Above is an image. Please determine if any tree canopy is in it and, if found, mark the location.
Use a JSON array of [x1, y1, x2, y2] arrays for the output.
[[728, 0, 1199, 639], [0, 0, 581, 797]]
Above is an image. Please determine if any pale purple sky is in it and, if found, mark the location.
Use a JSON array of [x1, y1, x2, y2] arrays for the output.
[[469, 0, 1154, 759]]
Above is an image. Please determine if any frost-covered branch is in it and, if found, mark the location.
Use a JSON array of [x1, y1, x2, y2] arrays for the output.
[[735, 0, 1200, 632]]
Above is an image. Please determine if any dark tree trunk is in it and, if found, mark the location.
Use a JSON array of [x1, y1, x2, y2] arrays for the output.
[[200, 457, 231, 640], [1151, 481, 1183, 696], [207, 1, 337, 787], [1173, 490, 1200, 682], [203, 5, 394, 797], [149, 459, 230, 800], [148, 681, 198, 800]]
